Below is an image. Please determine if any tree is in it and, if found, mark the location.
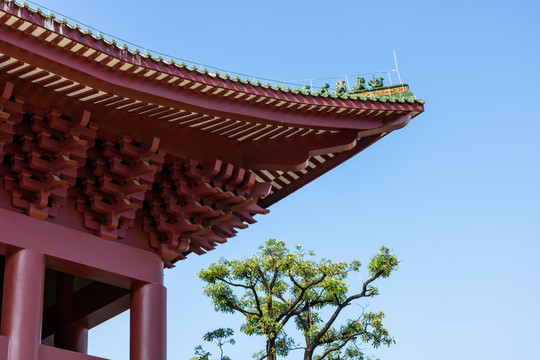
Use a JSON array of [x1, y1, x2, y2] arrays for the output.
[[191, 346, 211, 360], [199, 239, 399, 360], [191, 328, 235, 360]]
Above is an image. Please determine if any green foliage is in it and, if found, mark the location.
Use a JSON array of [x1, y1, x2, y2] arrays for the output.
[[367, 246, 399, 278], [190, 345, 211, 360], [199, 239, 399, 360], [203, 328, 235, 345], [192, 328, 235, 360]]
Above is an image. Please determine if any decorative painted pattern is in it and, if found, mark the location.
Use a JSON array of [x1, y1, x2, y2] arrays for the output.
[[356, 85, 411, 99]]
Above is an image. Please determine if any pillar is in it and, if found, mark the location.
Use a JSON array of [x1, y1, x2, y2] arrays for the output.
[[130, 282, 166, 360], [54, 272, 88, 353], [1, 248, 45, 360]]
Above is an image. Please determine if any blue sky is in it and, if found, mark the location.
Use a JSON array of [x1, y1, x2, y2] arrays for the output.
[[25, 0, 540, 359]]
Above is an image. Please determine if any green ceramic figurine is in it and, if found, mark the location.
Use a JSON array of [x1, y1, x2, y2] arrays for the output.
[[368, 75, 384, 89], [351, 77, 368, 93], [333, 80, 348, 96], [315, 83, 330, 96], [301, 85, 311, 95]]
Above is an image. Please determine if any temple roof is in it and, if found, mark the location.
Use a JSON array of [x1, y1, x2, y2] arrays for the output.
[[0, 0, 425, 208]]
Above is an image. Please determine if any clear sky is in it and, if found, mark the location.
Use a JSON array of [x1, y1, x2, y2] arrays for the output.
[[22, 0, 540, 359]]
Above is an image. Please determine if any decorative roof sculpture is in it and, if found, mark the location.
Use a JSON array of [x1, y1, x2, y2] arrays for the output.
[[351, 77, 368, 93]]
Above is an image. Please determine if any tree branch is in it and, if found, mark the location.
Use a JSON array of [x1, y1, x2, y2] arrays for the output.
[[296, 309, 312, 346], [344, 270, 384, 304], [318, 333, 357, 360], [269, 266, 279, 292], [288, 274, 303, 290], [216, 277, 253, 290], [312, 270, 383, 345], [225, 300, 259, 317], [276, 274, 327, 324], [256, 265, 270, 294]]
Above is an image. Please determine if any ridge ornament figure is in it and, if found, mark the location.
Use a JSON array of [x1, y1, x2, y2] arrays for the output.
[[314, 83, 330, 96], [351, 77, 368, 93], [368, 75, 384, 89], [333, 80, 348, 96]]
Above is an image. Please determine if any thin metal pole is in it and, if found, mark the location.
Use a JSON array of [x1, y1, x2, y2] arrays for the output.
[[394, 51, 405, 99], [394, 51, 404, 87], [345, 75, 350, 91]]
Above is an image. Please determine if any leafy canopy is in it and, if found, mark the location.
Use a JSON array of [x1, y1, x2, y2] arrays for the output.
[[199, 239, 399, 360]]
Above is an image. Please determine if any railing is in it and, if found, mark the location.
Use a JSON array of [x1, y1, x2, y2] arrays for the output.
[[15, 0, 405, 94]]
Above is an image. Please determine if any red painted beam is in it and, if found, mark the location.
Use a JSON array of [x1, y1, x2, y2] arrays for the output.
[[40, 346, 108, 360], [241, 130, 359, 171], [0, 207, 164, 288], [259, 134, 384, 207]]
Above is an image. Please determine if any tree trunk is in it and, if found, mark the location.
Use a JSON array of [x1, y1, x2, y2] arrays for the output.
[[303, 346, 314, 360], [304, 347, 315, 360], [266, 338, 276, 360]]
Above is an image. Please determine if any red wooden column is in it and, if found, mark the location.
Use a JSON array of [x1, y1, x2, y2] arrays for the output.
[[130, 281, 166, 360], [1, 248, 46, 360], [54, 272, 88, 353]]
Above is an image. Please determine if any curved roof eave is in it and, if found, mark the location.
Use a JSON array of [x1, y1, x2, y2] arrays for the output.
[[0, 2, 424, 132]]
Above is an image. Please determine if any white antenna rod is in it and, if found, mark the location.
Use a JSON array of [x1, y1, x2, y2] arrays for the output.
[[394, 51, 403, 86]]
